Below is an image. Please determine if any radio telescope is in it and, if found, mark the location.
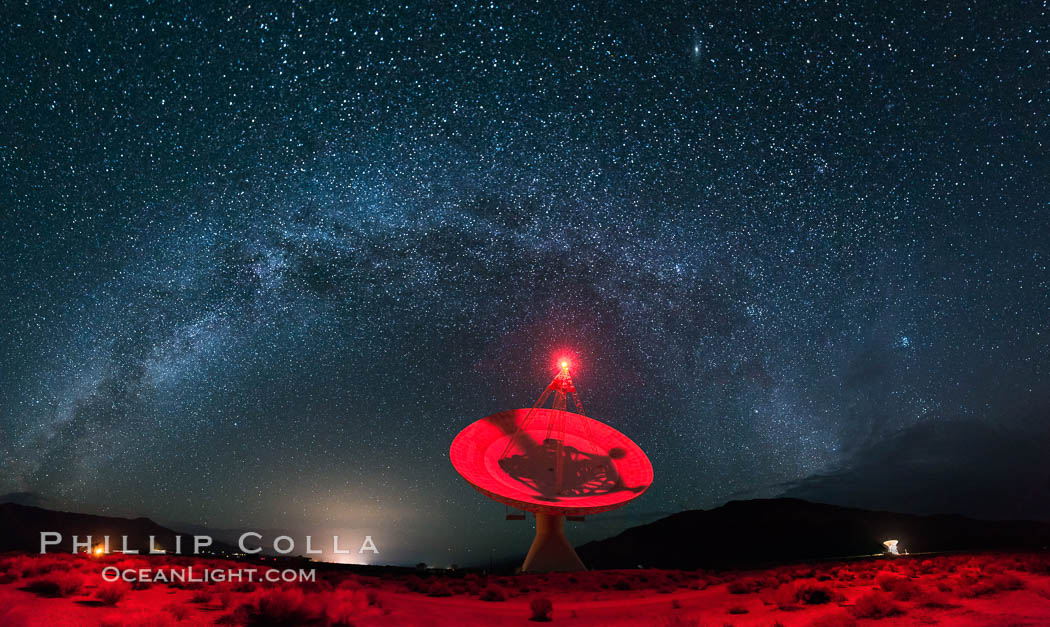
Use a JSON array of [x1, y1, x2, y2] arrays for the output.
[[450, 359, 653, 572]]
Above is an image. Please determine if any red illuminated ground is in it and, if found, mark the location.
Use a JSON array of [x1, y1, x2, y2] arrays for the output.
[[2, 551, 1050, 626]]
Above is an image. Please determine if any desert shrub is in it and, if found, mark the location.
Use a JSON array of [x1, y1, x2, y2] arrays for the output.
[[914, 586, 957, 609], [875, 571, 923, 601], [426, 580, 451, 597], [322, 593, 360, 627], [164, 603, 190, 620], [304, 578, 333, 593], [235, 588, 321, 626], [795, 581, 834, 605], [727, 578, 763, 594], [190, 590, 213, 603], [403, 576, 426, 593], [0, 572, 17, 584], [980, 560, 1004, 574], [808, 612, 858, 627], [100, 610, 176, 627], [24, 572, 84, 597], [953, 572, 1015, 598], [171, 579, 203, 591], [1018, 555, 1050, 574], [14, 555, 72, 578], [727, 605, 749, 614], [613, 578, 632, 591], [874, 572, 895, 589], [892, 578, 921, 601], [95, 581, 131, 606], [114, 558, 147, 571], [479, 585, 506, 601], [365, 589, 380, 607], [850, 591, 903, 619], [769, 580, 835, 609], [234, 581, 257, 593], [334, 573, 359, 588], [989, 573, 1024, 592], [957, 579, 993, 597], [660, 617, 702, 627], [771, 583, 799, 610], [530, 597, 553, 622]]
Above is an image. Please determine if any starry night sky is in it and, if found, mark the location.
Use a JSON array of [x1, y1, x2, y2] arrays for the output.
[[1, 2, 1047, 566]]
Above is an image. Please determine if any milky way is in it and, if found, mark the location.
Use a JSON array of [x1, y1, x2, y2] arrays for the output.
[[1, 2, 1047, 564]]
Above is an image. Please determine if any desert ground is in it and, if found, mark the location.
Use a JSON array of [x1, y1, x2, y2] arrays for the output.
[[2, 551, 1050, 626]]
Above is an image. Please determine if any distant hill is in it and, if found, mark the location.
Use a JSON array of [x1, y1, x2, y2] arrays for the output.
[[576, 498, 1050, 570], [0, 503, 237, 555]]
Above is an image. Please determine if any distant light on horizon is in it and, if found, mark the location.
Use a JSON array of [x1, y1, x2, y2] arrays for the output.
[[322, 552, 372, 566]]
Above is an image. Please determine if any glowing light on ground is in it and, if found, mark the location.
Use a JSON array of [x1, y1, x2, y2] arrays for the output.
[[323, 552, 372, 566]]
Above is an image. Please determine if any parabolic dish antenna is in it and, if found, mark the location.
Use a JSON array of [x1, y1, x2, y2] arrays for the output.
[[450, 360, 653, 572]]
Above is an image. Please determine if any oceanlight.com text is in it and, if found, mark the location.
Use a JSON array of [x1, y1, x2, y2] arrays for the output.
[[101, 566, 316, 583]]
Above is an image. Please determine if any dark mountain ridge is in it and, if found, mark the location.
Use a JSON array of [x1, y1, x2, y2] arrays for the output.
[[0, 502, 237, 555], [576, 498, 1050, 570]]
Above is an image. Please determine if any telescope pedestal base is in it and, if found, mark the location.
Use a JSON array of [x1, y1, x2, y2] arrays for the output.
[[521, 512, 586, 573]]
